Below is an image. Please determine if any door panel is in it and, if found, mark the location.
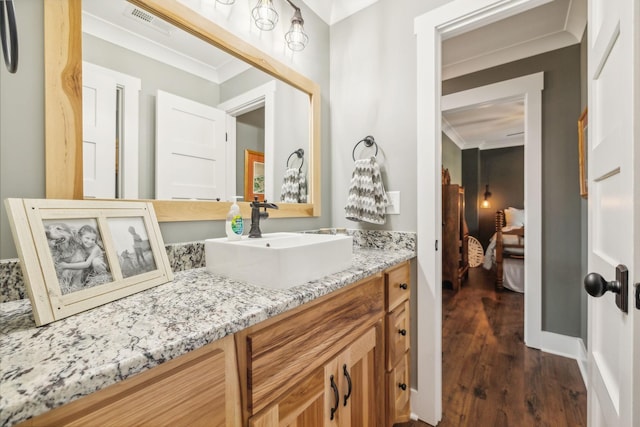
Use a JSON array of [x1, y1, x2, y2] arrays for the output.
[[82, 69, 116, 199], [156, 90, 228, 200], [587, 0, 637, 426]]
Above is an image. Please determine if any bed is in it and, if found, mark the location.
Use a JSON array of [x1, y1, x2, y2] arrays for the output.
[[482, 208, 525, 292]]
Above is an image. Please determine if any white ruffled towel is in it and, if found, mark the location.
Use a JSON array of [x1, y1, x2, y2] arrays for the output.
[[345, 157, 390, 224], [280, 168, 307, 203]]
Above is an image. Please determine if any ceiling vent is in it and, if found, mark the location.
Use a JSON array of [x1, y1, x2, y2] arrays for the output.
[[123, 5, 174, 36]]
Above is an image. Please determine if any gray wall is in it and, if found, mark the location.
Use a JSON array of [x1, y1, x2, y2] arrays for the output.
[[0, 0, 331, 259], [444, 45, 583, 337], [462, 149, 480, 238], [442, 134, 462, 185], [0, 0, 45, 259], [476, 146, 524, 247]]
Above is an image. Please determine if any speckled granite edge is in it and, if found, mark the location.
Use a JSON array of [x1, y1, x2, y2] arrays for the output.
[[0, 231, 415, 303], [0, 247, 415, 426]]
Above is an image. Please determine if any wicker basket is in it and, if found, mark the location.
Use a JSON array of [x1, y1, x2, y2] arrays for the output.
[[468, 236, 484, 268]]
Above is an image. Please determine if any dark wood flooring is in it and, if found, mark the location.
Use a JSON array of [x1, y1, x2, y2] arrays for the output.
[[398, 267, 586, 427]]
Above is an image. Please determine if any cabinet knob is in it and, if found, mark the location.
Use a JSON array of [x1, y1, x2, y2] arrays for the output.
[[399, 283, 408, 290], [398, 383, 407, 391], [398, 329, 407, 336]]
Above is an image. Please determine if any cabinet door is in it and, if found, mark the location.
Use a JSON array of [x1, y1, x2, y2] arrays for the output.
[[21, 335, 241, 426], [249, 368, 327, 426], [336, 323, 385, 427]]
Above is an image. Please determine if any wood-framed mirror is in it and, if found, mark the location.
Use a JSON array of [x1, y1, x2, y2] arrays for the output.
[[44, 0, 320, 221]]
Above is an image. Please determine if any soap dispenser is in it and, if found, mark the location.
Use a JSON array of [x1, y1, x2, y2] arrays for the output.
[[226, 196, 244, 241]]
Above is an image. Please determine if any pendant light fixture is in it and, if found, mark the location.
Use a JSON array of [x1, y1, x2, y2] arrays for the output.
[[252, 0, 279, 31], [284, 0, 308, 51], [216, 0, 308, 50], [481, 184, 492, 209]]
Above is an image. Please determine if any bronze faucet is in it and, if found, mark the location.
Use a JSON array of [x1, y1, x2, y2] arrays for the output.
[[249, 197, 279, 238]]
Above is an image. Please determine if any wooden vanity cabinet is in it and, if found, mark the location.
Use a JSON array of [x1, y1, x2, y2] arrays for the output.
[[18, 334, 241, 427], [237, 274, 387, 426], [384, 261, 411, 425], [18, 262, 412, 427]]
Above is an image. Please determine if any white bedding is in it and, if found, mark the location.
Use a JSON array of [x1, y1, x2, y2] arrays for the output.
[[482, 226, 525, 293]]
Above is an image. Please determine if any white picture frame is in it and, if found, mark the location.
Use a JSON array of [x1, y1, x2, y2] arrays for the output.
[[4, 199, 174, 326]]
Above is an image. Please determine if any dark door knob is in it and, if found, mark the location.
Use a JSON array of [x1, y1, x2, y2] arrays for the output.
[[584, 265, 628, 313], [584, 272, 621, 297]]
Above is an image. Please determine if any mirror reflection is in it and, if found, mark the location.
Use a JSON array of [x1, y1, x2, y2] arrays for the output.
[[81, 0, 310, 203]]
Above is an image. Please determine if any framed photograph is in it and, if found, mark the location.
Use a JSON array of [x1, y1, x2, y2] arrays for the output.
[[578, 107, 588, 198], [245, 149, 265, 202], [4, 199, 174, 326]]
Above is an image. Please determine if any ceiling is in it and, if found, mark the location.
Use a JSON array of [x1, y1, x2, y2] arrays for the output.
[[84, 0, 586, 151]]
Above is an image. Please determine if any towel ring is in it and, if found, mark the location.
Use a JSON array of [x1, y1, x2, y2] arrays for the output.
[[352, 135, 378, 161], [286, 148, 304, 172], [0, 0, 18, 73]]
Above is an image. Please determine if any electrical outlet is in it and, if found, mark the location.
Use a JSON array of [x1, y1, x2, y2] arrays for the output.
[[386, 191, 400, 214]]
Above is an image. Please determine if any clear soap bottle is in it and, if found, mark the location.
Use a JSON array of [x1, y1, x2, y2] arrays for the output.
[[226, 196, 244, 241]]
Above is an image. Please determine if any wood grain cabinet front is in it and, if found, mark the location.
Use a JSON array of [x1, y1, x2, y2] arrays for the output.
[[236, 274, 387, 426], [249, 324, 383, 427], [384, 261, 411, 425], [18, 334, 241, 427]]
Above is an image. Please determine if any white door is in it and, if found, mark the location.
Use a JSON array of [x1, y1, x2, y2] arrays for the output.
[[156, 90, 228, 200], [585, 0, 639, 426], [82, 69, 116, 198]]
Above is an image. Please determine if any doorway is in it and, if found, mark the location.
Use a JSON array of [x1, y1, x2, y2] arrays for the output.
[[414, 1, 548, 423]]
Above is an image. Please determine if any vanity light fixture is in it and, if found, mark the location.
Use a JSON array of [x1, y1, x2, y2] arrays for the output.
[[252, 0, 279, 31], [216, 0, 308, 50], [481, 184, 492, 209], [283, 0, 308, 51]]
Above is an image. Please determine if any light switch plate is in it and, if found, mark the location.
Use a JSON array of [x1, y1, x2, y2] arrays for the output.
[[386, 191, 400, 214]]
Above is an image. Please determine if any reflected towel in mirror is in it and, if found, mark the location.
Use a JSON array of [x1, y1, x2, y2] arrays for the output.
[[280, 168, 307, 203]]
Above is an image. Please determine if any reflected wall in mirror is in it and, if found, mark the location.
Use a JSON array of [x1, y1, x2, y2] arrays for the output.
[[45, 0, 320, 221]]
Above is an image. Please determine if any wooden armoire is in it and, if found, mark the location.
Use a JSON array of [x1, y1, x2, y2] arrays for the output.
[[442, 184, 469, 291]]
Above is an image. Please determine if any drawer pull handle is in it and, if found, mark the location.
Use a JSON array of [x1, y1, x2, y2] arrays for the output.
[[343, 364, 352, 406], [399, 383, 407, 391], [330, 375, 339, 420], [398, 329, 407, 336], [399, 283, 408, 290]]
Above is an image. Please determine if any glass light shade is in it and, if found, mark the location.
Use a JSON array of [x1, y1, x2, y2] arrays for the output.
[[252, 0, 279, 31], [215, 0, 235, 4], [285, 20, 308, 51], [481, 199, 491, 209]]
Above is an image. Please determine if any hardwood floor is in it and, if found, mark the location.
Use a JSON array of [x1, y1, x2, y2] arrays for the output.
[[398, 267, 586, 427]]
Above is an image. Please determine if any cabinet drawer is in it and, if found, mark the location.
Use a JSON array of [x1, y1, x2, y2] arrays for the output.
[[385, 261, 410, 312], [386, 352, 411, 425], [242, 275, 384, 415], [386, 300, 410, 371]]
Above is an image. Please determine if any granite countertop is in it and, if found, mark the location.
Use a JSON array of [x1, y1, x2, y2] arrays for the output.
[[0, 246, 414, 426]]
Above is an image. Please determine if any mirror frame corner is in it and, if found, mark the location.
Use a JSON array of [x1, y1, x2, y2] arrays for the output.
[[44, 0, 321, 221]]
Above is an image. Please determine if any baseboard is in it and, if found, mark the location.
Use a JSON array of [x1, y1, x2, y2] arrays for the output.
[[540, 331, 587, 387], [410, 388, 420, 421]]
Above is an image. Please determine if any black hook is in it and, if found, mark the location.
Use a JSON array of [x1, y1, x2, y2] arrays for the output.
[[0, 0, 18, 73], [352, 135, 378, 161]]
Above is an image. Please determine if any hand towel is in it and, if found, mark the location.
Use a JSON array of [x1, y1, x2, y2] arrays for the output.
[[280, 168, 307, 203], [345, 157, 389, 224]]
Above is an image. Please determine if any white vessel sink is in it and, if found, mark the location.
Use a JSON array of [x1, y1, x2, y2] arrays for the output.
[[205, 232, 353, 289]]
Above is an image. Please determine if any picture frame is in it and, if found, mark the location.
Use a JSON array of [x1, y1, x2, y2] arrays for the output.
[[4, 199, 174, 326], [244, 149, 265, 202], [578, 107, 588, 198]]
